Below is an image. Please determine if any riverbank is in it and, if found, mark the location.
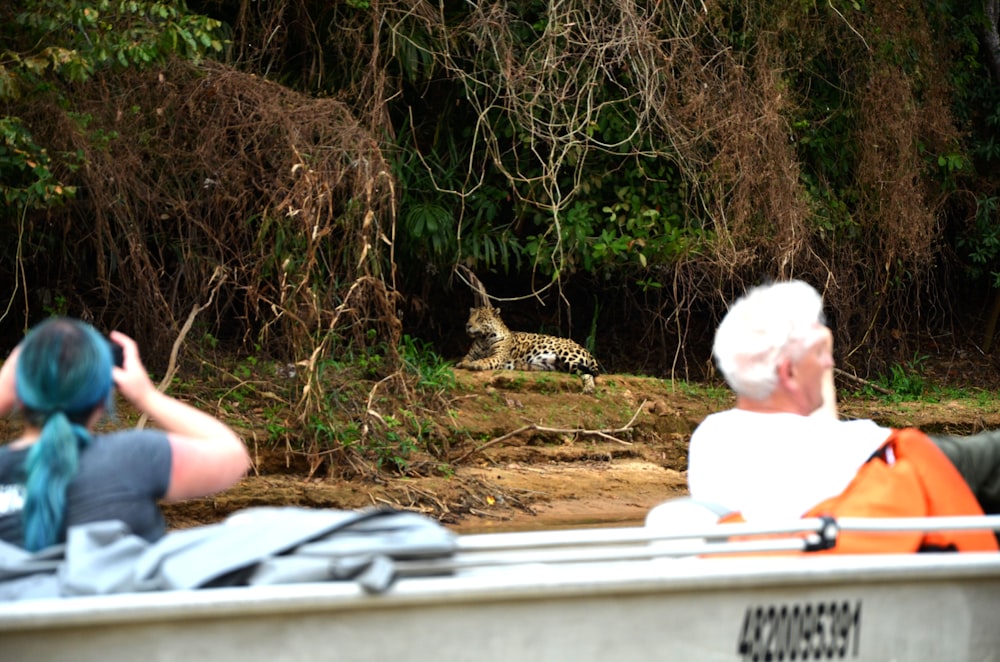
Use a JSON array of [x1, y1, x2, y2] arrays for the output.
[[161, 367, 1000, 533]]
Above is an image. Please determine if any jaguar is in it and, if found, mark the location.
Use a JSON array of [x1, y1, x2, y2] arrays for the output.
[[456, 306, 601, 393]]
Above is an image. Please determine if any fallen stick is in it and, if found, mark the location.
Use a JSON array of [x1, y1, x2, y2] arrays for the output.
[[452, 400, 647, 464], [136, 266, 227, 429], [834, 367, 893, 396]]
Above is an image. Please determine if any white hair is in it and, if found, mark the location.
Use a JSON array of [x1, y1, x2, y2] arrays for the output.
[[713, 280, 826, 400]]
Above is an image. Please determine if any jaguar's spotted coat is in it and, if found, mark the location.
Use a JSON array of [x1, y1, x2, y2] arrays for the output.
[[456, 307, 601, 393]]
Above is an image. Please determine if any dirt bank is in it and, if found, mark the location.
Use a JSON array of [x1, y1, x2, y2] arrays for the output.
[[164, 372, 707, 533], [161, 368, 1000, 534]]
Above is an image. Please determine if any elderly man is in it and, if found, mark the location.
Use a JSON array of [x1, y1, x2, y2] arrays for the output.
[[687, 280, 1000, 540]]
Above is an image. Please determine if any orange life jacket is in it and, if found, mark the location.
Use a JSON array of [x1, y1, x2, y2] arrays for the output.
[[719, 428, 998, 554]]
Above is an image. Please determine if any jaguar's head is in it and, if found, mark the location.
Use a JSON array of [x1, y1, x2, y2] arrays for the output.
[[465, 306, 507, 338]]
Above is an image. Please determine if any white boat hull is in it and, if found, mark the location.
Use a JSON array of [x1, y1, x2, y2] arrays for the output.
[[3, 551, 999, 661]]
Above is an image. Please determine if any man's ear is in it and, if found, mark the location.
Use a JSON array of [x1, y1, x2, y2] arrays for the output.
[[776, 358, 797, 389]]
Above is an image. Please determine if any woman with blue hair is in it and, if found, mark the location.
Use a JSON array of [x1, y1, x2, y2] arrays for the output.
[[0, 318, 250, 551]]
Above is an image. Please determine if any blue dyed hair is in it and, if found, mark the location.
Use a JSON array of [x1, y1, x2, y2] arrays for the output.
[[14, 318, 115, 551]]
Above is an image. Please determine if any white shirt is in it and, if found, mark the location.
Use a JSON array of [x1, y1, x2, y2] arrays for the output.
[[687, 409, 891, 522]]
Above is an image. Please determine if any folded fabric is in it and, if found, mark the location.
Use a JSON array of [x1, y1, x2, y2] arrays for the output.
[[0, 506, 457, 601]]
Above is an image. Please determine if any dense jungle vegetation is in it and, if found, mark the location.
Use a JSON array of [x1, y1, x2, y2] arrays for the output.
[[4, 0, 1000, 477]]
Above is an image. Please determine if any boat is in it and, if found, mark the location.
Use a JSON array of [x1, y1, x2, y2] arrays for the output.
[[1, 505, 999, 662]]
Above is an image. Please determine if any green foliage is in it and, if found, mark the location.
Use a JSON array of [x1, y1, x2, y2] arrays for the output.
[[793, 101, 860, 237], [385, 1, 713, 283], [957, 195, 1000, 287], [368, 415, 418, 472], [393, 110, 527, 276], [4, 0, 224, 89], [358, 330, 387, 378], [311, 414, 361, 453], [585, 298, 599, 357], [0, 118, 78, 209], [41, 293, 68, 317], [343, 0, 1000, 325], [277, 334, 455, 475], [521, 154, 704, 279], [1, 0, 227, 222], [927, 0, 1000, 287], [400, 335, 455, 391], [671, 379, 734, 407], [871, 353, 929, 400], [306, 398, 428, 475], [404, 202, 454, 256], [234, 352, 259, 380], [262, 405, 290, 444], [6, 0, 1000, 400]]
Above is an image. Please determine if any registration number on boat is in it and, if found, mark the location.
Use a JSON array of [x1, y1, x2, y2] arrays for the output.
[[736, 600, 862, 661]]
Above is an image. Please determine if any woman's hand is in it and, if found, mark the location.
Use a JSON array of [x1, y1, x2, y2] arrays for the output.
[[108, 330, 157, 409], [0, 345, 21, 417], [107, 329, 250, 500]]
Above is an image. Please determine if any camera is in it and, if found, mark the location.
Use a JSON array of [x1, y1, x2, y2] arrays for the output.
[[108, 339, 125, 368]]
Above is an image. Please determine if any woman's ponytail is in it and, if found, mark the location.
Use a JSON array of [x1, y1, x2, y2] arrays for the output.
[[22, 412, 92, 551]]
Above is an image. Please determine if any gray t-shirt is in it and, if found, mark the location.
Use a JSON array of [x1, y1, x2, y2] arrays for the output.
[[0, 429, 172, 547]]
